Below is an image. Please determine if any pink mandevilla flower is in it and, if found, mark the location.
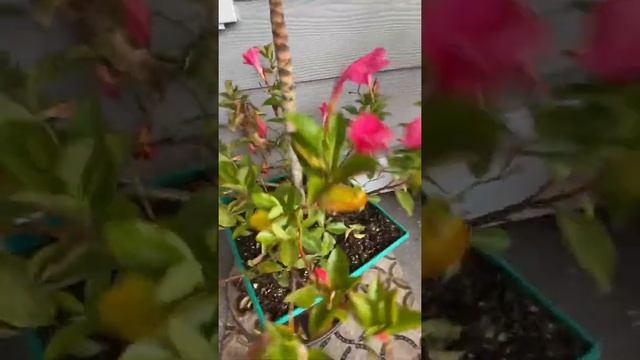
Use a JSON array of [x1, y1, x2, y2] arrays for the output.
[[242, 48, 265, 80], [123, 0, 151, 47], [348, 113, 393, 155], [423, 0, 547, 98], [326, 48, 391, 123], [256, 115, 267, 138], [314, 268, 330, 287], [341, 47, 390, 86], [402, 117, 421, 149], [319, 102, 329, 127], [581, 0, 640, 83]]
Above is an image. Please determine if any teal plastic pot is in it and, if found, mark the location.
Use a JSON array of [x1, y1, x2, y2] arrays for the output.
[[224, 201, 410, 327], [476, 249, 601, 360]]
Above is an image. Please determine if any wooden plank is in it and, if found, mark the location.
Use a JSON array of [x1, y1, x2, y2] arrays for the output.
[[219, 67, 421, 137], [219, 0, 420, 91]]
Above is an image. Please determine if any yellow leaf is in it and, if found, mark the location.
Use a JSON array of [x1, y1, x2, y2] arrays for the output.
[[249, 209, 271, 231], [422, 200, 470, 279], [98, 274, 163, 342], [319, 184, 367, 214]]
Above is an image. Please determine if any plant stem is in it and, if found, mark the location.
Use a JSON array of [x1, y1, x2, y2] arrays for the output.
[[383, 340, 394, 360], [468, 183, 590, 227]]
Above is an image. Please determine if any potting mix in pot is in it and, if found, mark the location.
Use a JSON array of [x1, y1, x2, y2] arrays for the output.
[[219, 41, 421, 357]]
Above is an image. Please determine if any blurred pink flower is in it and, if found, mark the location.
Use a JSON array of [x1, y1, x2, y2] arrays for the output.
[[423, 0, 547, 98], [341, 48, 390, 86], [314, 268, 330, 287], [123, 0, 151, 47], [320, 102, 329, 127], [581, 0, 640, 83], [242, 48, 265, 80], [402, 117, 421, 149], [348, 113, 392, 155], [256, 115, 267, 138]]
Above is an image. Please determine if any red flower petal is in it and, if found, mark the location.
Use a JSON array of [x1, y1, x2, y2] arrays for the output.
[[581, 0, 640, 83], [256, 115, 267, 138], [242, 47, 265, 80], [123, 0, 151, 47], [423, 0, 547, 98], [314, 268, 330, 287], [401, 117, 421, 149], [348, 113, 392, 155]]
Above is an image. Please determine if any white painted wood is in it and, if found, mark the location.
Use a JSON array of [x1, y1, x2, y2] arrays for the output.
[[218, 0, 421, 91], [219, 0, 238, 25]]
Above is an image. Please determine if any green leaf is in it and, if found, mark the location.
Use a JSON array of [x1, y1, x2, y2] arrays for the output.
[[424, 98, 503, 168], [52, 291, 84, 316], [271, 223, 289, 240], [332, 155, 378, 185], [287, 112, 325, 172], [219, 205, 236, 227], [368, 195, 381, 204], [394, 190, 414, 216], [343, 105, 359, 115], [307, 175, 323, 206], [252, 192, 279, 209], [386, 308, 421, 333], [0, 253, 55, 327], [470, 228, 510, 256], [256, 230, 278, 251], [326, 222, 347, 235], [268, 204, 284, 219], [326, 112, 348, 171], [119, 340, 178, 360], [0, 93, 35, 122], [156, 261, 203, 304], [308, 349, 332, 360], [279, 239, 298, 267], [556, 210, 617, 292], [302, 227, 323, 254], [256, 261, 284, 274], [56, 139, 94, 197], [10, 192, 89, 223], [327, 248, 350, 290], [168, 317, 215, 360], [104, 220, 192, 274], [0, 120, 61, 191], [44, 320, 91, 360], [348, 292, 373, 327], [320, 232, 336, 256], [308, 305, 336, 339], [284, 285, 322, 308]]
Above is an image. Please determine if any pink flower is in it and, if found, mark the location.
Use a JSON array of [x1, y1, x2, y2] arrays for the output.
[[402, 117, 421, 149], [580, 0, 640, 83], [348, 113, 393, 155], [423, 0, 547, 98], [256, 115, 267, 138], [314, 268, 330, 287], [374, 332, 391, 344], [242, 47, 265, 80], [319, 102, 329, 128], [123, 0, 151, 47], [326, 49, 391, 122], [341, 48, 390, 86]]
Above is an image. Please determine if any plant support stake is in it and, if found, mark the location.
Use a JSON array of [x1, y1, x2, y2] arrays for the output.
[[268, 0, 305, 201]]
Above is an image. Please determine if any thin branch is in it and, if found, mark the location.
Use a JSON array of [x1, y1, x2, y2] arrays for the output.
[[468, 182, 590, 227]]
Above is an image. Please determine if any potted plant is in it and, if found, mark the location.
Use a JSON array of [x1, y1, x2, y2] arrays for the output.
[[421, 0, 640, 358], [217, 0, 421, 358], [1, 0, 220, 359]]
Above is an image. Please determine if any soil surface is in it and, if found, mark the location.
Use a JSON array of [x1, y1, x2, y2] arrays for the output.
[[235, 203, 404, 320], [422, 250, 591, 360]]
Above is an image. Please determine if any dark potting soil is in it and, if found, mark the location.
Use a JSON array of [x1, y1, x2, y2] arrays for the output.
[[422, 251, 590, 360], [331, 203, 403, 272], [234, 203, 403, 320]]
